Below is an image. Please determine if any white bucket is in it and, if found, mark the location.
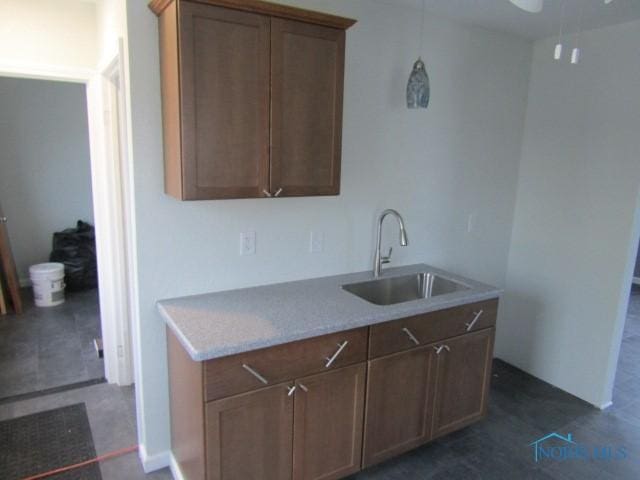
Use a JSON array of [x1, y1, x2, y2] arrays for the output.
[[29, 263, 66, 307]]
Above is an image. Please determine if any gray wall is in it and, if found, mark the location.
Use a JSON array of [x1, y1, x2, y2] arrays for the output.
[[0, 77, 94, 283], [126, 0, 533, 456], [497, 20, 640, 407]]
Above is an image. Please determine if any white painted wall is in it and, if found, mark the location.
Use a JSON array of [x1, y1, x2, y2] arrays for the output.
[[124, 0, 532, 462], [0, 76, 95, 283], [0, 0, 97, 75], [497, 20, 640, 408]]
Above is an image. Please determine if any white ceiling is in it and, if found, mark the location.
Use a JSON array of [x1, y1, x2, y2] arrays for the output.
[[388, 0, 640, 40]]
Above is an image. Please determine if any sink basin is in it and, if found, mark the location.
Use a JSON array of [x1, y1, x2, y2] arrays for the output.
[[342, 272, 470, 306]]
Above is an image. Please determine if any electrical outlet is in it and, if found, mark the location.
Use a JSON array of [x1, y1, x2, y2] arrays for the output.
[[310, 231, 324, 253], [240, 231, 256, 255]]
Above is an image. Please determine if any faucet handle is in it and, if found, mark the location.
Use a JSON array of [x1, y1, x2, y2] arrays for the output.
[[381, 247, 393, 264]]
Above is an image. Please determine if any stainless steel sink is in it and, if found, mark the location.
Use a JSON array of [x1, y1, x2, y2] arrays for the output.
[[342, 272, 470, 306]]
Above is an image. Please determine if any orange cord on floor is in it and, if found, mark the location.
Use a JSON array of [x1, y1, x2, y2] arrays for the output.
[[21, 444, 139, 480]]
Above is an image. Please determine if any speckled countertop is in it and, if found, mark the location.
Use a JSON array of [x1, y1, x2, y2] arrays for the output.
[[157, 263, 501, 362]]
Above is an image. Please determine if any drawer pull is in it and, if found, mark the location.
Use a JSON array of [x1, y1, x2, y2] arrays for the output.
[[274, 187, 283, 197], [299, 384, 309, 392], [465, 310, 484, 331], [286, 385, 296, 396], [402, 327, 420, 345], [433, 345, 451, 355], [325, 341, 349, 368], [262, 189, 272, 197], [242, 364, 268, 385]]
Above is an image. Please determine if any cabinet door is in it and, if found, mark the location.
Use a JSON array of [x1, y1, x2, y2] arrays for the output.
[[362, 346, 437, 468], [293, 363, 366, 480], [431, 328, 495, 439], [179, 3, 270, 199], [205, 383, 294, 480], [270, 18, 345, 197]]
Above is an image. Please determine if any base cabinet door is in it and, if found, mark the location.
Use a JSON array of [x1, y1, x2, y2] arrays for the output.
[[292, 363, 366, 480], [362, 346, 437, 467], [205, 383, 294, 480], [431, 328, 495, 439]]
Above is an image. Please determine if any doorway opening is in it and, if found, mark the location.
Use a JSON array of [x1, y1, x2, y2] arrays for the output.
[[0, 50, 135, 400], [0, 76, 106, 400]]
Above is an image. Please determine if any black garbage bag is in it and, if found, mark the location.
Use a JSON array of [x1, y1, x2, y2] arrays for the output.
[[49, 220, 98, 291]]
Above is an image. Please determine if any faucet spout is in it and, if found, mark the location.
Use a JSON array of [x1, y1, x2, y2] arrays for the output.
[[373, 209, 409, 277]]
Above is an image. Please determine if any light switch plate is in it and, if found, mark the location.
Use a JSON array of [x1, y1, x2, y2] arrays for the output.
[[240, 231, 256, 255]]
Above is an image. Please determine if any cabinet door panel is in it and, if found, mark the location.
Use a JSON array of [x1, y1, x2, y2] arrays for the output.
[[293, 363, 366, 480], [271, 18, 345, 196], [179, 3, 270, 199], [431, 328, 495, 439], [362, 347, 436, 467], [206, 383, 293, 480]]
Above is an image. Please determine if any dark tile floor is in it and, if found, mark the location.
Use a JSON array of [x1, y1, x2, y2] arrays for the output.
[[0, 288, 104, 400]]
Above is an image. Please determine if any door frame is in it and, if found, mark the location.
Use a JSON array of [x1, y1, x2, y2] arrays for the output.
[[0, 48, 136, 385]]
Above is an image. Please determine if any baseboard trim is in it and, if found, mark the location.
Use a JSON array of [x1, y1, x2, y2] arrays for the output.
[[138, 443, 170, 473], [169, 453, 186, 480], [598, 401, 613, 410], [633, 277, 640, 285]]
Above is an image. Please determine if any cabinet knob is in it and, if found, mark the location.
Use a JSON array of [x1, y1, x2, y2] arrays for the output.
[[465, 310, 484, 331], [0, 216, 7, 224], [402, 327, 420, 345], [274, 187, 283, 197], [325, 341, 349, 368], [242, 364, 268, 385]]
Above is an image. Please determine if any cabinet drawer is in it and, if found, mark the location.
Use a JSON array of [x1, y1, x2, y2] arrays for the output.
[[368, 299, 498, 359], [204, 327, 368, 401]]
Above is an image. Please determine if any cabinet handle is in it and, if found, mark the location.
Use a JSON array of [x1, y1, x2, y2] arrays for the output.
[[433, 345, 451, 355], [286, 385, 296, 396], [402, 327, 420, 345], [274, 188, 283, 197], [325, 341, 349, 368], [262, 189, 272, 197], [465, 310, 484, 331], [299, 384, 309, 392], [242, 364, 268, 385]]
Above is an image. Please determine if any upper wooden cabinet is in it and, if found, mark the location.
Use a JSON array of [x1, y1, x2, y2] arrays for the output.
[[150, 0, 356, 200]]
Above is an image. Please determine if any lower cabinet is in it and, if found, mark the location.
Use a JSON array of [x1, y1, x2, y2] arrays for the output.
[[205, 384, 294, 480], [204, 363, 366, 480], [293, 363, 366, 480], [431, 328, 494, 439], [363, 328, 495, 467], [362, 346, 437, 467]]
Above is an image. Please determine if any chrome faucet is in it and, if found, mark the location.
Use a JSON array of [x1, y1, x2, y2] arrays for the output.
[[373, 209, 408, 277]]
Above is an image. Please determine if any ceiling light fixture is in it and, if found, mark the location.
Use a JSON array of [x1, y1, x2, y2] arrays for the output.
[[406, 0, 430, 109], [509, 0, 544, 13]]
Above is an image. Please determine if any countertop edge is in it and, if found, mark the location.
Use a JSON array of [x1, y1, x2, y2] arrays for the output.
[[160, 285, 503, 363]]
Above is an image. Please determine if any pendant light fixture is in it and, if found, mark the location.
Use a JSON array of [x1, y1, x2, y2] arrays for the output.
[[509, 0, 544, 13], [406, 0, 430, 109]]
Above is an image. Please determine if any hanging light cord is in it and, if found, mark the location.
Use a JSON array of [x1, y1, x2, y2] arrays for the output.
[[557, 0, 566, 45], [419, 0, 425, 57]]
